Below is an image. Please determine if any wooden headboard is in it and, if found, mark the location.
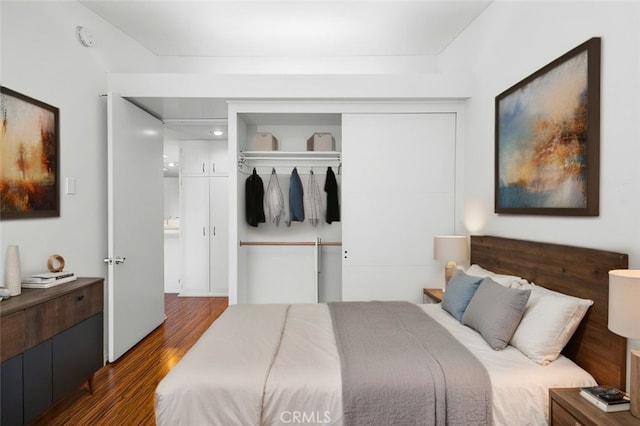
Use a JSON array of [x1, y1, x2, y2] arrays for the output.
[[470, 235, 628, 390]]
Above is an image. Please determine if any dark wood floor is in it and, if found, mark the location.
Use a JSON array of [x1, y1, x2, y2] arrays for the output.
[[28, 294, 228, 426]]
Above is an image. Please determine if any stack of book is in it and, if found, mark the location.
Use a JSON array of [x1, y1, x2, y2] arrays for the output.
[[580, 386, 631, 412], [22, 271, 77, 289]]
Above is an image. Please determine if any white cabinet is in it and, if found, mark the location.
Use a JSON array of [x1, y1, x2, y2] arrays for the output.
[[179, 139, 229, 296], [180, 177, 210, 293], [180, 140, 228, 176], [180, 176, 229, 296], [341, 113, 457, 303]]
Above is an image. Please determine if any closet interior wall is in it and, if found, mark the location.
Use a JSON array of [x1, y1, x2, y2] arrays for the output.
[[237, 116, 343, 304]]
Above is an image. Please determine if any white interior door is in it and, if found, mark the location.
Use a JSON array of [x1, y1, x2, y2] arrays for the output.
[[107, 93, 165, 362]]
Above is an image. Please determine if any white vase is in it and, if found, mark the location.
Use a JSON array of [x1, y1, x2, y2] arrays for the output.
[[5, 245, 22, 296]]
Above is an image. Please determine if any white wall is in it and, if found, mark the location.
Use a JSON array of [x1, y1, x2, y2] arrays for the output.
[[0, 2, 157, 281], [439, 0, 640, 388], [440, 1, 640, 263]]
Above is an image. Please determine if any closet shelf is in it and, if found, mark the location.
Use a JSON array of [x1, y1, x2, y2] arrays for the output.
[[239, 151, 341, 162]]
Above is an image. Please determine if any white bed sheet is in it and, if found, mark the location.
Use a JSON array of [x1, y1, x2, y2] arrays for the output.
[[155, 303, 596, 426], [420, 304, 596, 425]]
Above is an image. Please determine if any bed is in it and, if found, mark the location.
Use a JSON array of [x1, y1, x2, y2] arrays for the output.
[[155, 236, 628, 425]]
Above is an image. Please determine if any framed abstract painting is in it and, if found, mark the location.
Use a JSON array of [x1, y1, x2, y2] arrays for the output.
[[0, 87, 60, 219], [495, 37, 600, 216]]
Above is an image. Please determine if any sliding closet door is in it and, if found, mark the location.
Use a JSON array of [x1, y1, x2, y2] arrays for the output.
[[341, 113, 456, 303]]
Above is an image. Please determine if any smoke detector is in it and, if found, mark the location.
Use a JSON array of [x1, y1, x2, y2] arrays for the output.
[[76, 26, 94, 47]]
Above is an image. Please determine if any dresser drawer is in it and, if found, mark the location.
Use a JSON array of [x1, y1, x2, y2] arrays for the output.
[[25, 281, 103, 348], [0, 311, 26, 362]]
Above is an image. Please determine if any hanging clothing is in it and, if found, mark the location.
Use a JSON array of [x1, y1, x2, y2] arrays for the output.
[[325, 166, 340, 223], [264, 168, 287, 226], [245, 168, 265, 227], [289, 167, 305, 224], [305, 170, 322, 227]]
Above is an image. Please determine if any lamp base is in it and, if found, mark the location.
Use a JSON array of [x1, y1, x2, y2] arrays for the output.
[[632, 349, 639, 419], [445, 262, 458, 284]]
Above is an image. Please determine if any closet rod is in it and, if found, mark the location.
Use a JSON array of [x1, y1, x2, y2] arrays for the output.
[[240, 241, 342, 247], [240, 157, 339, 162]]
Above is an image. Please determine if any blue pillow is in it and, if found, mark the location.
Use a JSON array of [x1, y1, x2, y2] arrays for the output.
[[441, 270, 484, 322]]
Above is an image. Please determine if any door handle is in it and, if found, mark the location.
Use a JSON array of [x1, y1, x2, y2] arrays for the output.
[[104, 256, 127, 265]]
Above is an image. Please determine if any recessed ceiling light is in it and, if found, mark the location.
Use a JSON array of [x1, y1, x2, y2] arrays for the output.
[[212, 129, 224, 136]]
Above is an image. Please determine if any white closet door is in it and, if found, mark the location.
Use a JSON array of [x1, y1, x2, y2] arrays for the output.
[[209, 140, 229, 175], [341, 113, 456, 303], [180, 141, 210, 176], [209, 176, 229, 295], [181, 140, 229, 176], [180, 176, 210, 294]]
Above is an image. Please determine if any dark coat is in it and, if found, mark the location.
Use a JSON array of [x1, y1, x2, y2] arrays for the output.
[[289, 167, 305, 223], [245, 168, 265, 227], [324, 166, 340, 223]]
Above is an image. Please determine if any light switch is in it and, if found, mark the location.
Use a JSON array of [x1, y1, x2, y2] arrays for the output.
[[65, 177, 77, 195]]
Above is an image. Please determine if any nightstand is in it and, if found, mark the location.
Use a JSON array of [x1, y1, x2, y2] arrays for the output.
[[549, 388, 638, 426], [423, 288, 443, 304]]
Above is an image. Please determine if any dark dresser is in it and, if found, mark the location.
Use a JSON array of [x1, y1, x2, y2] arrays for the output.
[[0, 277, 104, 425]]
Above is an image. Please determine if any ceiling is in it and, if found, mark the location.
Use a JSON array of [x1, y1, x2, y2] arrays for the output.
[[80, 1, 492, 58], [82, 0, 492, 174]]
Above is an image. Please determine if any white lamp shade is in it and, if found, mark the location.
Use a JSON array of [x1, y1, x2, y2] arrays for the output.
[[433, 236, 469, 262], [608, 269, 640, 339]]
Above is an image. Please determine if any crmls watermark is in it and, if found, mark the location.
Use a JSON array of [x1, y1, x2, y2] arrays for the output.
[[279, 410, 332, 424]]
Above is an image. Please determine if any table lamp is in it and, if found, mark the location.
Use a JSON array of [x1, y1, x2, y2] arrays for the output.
[[608, 269, 640, 418], [433, 235, 469, 284]]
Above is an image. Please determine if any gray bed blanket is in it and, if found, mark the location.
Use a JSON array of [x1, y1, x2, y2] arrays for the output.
[[328, 301, 492, 426]]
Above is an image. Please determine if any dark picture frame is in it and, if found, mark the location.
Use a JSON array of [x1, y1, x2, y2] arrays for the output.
[[1, 87, 60, 219], [495, 37, 600, 216]]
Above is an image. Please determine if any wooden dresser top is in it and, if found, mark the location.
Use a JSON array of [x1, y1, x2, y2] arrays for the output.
[[0, 277, 104, 317]]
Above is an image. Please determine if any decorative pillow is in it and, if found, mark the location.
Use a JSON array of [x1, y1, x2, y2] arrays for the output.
[[509, 283, 593, 365], [465, 264, 529, 289], [440, 270, 484, 322], [462, 278, 531, 350]]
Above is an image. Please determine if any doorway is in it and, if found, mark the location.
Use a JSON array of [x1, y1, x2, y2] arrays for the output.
[[161, 118, 229, 295]]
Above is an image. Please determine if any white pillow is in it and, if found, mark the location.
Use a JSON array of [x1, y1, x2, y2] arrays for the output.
[[509, 283, 593, 365], [465, 264, 529, 289]]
